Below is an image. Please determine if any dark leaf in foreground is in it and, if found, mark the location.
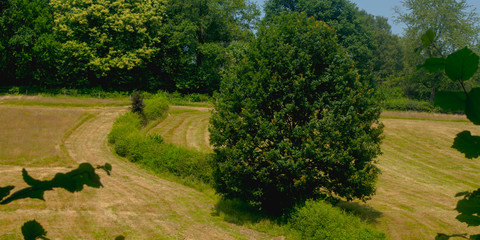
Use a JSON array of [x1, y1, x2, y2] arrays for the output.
[[421, 29, 435, 47], [434, 91, 466, 113], [417, 58, 445, 73], [452, 131, 480, 159], [445, 47, 479, 82], [456, 189, 480, 227], [466, 88, 480, 125]]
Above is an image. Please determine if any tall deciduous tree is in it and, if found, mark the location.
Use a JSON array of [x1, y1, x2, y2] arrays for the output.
[[158, 0, 259, 93], [264, 0, 377, 86], [0, 0, 58, 86], [210, 12, 383, 214], [395, 0, 480, 102], [50, 0, 167, 89]]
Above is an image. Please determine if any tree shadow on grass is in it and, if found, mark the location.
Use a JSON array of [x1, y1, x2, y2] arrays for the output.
[[452, 131, 480, 159], [211, 198, 285, 226], [336, 201, 383, 224]]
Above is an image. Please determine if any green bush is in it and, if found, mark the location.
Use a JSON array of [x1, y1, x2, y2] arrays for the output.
[[144, 93, 170, 121], [290, 200, 386, 240], [109, 99, 211, 184], [210, 12, 383, 214], [108, 112, 142, 144], [383, 98, 439, 112]]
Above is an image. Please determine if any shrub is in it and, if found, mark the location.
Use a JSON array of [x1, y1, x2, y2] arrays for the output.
[[108, 112, 142, 144], [290, 200, 386, 240], [109, 98, 211, 184], [209, 12, 383, 214], [144, 93, 169, 121], [383, 98, 438, 112], [131, 91, 145, 115]]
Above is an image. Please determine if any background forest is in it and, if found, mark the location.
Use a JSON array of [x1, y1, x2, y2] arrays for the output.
[[1, 0, 479, 109]]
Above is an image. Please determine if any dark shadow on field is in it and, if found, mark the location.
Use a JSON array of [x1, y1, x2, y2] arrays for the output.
[[336, 201, 383, 224], [452, 131, 480, 159], [211, 198, 285, 226]]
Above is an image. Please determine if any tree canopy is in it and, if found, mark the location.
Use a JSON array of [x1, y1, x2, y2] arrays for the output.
[[0, 0, 259, 93], [395, 0, 480, 102], [209, 12, 383, 213], [264, 0, 403, 87]]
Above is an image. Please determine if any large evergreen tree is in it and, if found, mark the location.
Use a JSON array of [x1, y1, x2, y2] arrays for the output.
[[210, 12, 383, 214]]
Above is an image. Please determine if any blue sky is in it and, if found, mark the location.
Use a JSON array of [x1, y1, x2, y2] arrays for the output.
[[252, 0, 480, 36]]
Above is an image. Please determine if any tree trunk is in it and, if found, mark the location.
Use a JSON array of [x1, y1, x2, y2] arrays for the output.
[[429, 85, 436, 104]]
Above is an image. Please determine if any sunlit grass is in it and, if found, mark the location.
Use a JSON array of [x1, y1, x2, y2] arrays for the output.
[[0, 95, 129, 107], [0, 105, 86, 167]]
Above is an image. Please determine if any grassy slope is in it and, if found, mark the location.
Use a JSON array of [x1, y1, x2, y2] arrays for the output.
[[0, 97, 272, 239], [150, 107, 480, 240]]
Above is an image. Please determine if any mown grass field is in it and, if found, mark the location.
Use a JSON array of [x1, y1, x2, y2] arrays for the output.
[[0, 97, 272, 239], [2, 95, 480, 239], [151, 107, 480, 240]]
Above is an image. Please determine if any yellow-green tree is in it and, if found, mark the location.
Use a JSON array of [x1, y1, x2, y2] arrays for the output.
[[50, 0, 166, 89]]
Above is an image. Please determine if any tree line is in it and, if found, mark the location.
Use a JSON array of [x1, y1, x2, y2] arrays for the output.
[[0, 0, 258, 93], [1, 0, 479, 102]]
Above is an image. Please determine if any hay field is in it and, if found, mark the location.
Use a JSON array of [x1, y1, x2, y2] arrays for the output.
[[152, 107, 480, 240]]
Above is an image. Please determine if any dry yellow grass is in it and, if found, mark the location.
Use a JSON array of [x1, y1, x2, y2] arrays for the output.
[[3, 97, 480, 239], [0, 101, 272, 239], [352, 115, 480, 240], [150, 106, 212, 152], [0, 95, 129, 107], [0, 105, 87, 167], [152, 107, 480, 239]]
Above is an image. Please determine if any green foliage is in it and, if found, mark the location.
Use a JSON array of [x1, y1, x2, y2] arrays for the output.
[[109, 101, 212, 183], [455, 190, 480, 227], [418, 28, 480, 239], [395, 0, 480, 102], [383, 98, 438, 112], [50, 0, 167, 89], [265, 0, 405, 88], [210, 12, 383, 214], [21, 220, 48, 240], [131, 91, 145, 115], [466, 88, 480, 125], [452, 131, 480, 159], [108, 112, 142, 144], [420, 29, 435, 47], [143, 93, 169, 121], [417, 58, 445, 73], [290, 200, 386, 240], [445, 48, 480, 82], [157, 0, 259, 93], [0, 0, 58, 86], [433, 91, 466, 113]]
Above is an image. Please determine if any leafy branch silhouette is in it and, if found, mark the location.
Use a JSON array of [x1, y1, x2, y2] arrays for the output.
[[418, 29, 480, 239]]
